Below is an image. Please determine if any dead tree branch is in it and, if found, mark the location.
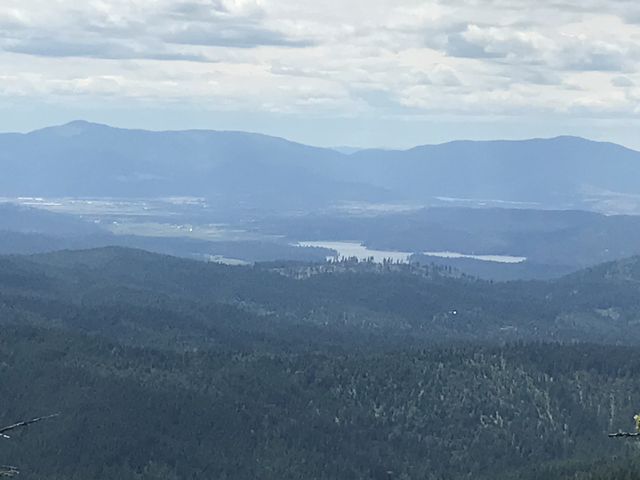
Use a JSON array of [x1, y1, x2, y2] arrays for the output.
[[1, 414, 60, 476]]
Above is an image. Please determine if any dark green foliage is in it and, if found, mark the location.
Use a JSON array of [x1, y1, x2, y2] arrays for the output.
[[2, 247, 640, 347], [2, 327, 640, 480], [2, 247, 640, 479], [501, 456, 640, 480]]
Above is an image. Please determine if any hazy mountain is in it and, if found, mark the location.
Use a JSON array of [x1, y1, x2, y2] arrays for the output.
[[0, 121, 384, 208], [346, 136, 640, 210], [2, 123, 640, 212]]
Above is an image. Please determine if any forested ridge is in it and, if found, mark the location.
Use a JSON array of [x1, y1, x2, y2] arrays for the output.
[[4, 326, 640, 479], [3, 247, 640, 347], [3, 247, 640, 478]]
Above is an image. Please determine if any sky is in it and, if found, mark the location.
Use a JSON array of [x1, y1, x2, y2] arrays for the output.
[[1, 0, 639, 149]]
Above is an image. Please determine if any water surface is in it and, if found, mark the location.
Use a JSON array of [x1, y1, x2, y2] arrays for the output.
[[298, 241, 527, 264]]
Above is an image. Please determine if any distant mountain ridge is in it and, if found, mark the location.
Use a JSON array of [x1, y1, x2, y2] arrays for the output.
[[345, 136, 640, 210], [2, 121, 640, 212], [0, 121, 380, 207]]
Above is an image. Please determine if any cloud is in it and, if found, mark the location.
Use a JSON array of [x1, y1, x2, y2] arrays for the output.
[[167, 1, 231, 18], [165, 24, 312, 48], [441, 23, 634, 73], [0, 0, 639, 129], [0, 0, 313, 63], [557, 39, 630, 72], [445, 31, 503, 59], [3, 37, 213, 62], [611, 76, 635, 87], [161, 0, 312, 48], [428, 65, 462, 86], [411, 65, 462, 86]]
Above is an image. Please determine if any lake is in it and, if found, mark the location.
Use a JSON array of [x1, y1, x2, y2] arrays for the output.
[[297, 241, 413, 263], [297, 241, 527, 264]]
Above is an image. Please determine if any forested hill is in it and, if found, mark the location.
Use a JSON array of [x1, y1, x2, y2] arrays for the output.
[[4, 247, 640, 478], [3, 326, 640, 480], [2, 247, 640, 347]]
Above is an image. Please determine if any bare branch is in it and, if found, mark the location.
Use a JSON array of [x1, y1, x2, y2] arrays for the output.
[[1, 414, 60, 476], [0, 414, 60, 436]]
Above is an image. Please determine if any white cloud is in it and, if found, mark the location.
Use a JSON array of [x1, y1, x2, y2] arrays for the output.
[[612, 76, 635, 87], [0, 0, 639, 140]]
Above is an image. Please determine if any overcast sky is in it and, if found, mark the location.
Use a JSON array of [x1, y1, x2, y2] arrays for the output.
[[1, 0, 639, 148]]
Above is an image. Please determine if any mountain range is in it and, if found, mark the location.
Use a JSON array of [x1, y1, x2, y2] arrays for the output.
[[2, 121, 640, 212]]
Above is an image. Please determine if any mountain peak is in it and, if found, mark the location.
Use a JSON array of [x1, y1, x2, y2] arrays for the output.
[[63, 119, 101, 128], [30, 120, 111, 137]]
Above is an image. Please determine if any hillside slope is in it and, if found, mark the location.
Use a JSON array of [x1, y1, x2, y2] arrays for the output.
[[2, 247, 640, 346], [0, 121, 382, 207], [3, 123, 640, 211], [2, 248, 640, 478], [348, 136, 640, 209], [2, 327, 640, 480]]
